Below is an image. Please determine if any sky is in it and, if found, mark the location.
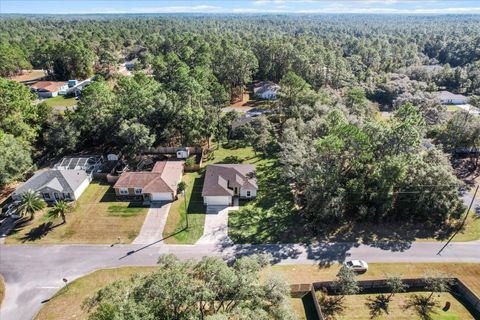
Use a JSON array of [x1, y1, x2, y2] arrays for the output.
[[1, 0, 480, 15]]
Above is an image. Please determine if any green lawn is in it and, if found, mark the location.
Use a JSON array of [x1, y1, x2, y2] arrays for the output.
[[337, 292, 474, 320], [162, 171, 206, 244], [43, 95, 78, 108], [447, 105, 462, 112], [6, 183, 148, 244]]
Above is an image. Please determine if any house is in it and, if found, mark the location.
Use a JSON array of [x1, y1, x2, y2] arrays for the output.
[[254, 81, 281, 100], [12, 169, 90, 203], [30, 81, 69, 98], [202, 164, 257, 206], [434, 91, 469, 105], [113, 161, 184, 201]]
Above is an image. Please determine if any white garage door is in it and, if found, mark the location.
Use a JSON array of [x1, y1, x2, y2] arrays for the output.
[[150, 193, 172, 201], [204, 196, 231, 206]]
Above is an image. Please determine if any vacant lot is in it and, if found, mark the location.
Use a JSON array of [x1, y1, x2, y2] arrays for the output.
[[36, 263, 480, 320], [6, 183, 148, 244]]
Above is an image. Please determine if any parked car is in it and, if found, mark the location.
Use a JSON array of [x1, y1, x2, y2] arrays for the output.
[[458, 186, 466, 196], [1, 201, 20, 219], [475, 205, 480, 216], [344, 260, 369, 272]]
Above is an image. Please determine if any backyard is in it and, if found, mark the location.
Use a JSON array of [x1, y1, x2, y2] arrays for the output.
[[42, 95, 78, 108], [35, 262, 480, 320], [336, 292, 473, 320], [6, 183, 148, 244]]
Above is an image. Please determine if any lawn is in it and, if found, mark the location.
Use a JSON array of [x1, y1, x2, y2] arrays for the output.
[[338, 292, 473, 320], [42, 95, 78, 108], [36, 263, 480, 320], [162, 171, 206, 244], [6, 183, 148, 244], [0, 274, 4, 307], [447, 105, 462, 112], [162, 142, 260, 244], [35, 267, 159, 320]]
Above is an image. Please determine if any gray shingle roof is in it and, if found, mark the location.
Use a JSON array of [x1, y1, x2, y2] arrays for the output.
[[434, 91, 468, 101], [202, 164, 257, 197], [13, 169, 89, 197]]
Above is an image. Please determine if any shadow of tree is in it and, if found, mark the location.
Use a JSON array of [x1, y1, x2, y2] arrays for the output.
[[19, 221, 63, 242]]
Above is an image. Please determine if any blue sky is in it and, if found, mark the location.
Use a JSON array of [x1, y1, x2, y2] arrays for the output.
[[1, 0, 480, 14]]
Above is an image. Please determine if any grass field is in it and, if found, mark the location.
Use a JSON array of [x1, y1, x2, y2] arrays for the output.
[[0, 274, 4, 307], [36, 263, 480, 320], [162, 171, 206, 244], [42, 95, 78, 108], [6, 183, 148, 244], [35, 267, 159, 320], [337, 292, 473, 320]]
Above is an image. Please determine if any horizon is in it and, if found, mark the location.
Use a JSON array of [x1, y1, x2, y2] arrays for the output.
[[1, 0, 480, 15]]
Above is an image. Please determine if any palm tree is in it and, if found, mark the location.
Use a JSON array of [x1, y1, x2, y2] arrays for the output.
[[15, 190, 47, 221], [49, 200, 71, 224]]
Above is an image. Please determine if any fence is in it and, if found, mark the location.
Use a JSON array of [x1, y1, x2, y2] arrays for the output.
[[143, 146, 203, 155], [292, 278, 480, 320]]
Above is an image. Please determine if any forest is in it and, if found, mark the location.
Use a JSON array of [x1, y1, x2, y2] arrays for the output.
[[1, 14, 479, 227]]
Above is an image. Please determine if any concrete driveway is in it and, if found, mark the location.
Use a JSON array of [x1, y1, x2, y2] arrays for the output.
[[196, 205, 238, 245], [132, 202, 171, 245]]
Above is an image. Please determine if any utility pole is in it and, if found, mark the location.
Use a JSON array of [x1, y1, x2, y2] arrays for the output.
[[182, 189, 188, 230], [437, 185, 479, 255]]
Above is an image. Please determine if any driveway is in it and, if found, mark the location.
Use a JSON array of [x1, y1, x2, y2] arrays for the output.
[[196, 205, 238, 245], [131, 202, 171, 245]]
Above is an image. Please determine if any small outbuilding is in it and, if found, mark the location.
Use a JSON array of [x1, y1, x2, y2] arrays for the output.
[[434, 91, 469, 105]]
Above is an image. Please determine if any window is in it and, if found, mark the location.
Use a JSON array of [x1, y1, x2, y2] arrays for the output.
[[246, 191, 251, 197], [43, 193, 51, 199], [54, 193, 60, 200], [135, 188, 142, 195], [63, 193, 71, 199], [119, 188, 129, 195]]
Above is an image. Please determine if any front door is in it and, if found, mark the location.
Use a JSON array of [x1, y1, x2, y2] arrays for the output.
[[234, 187, 238, 195]]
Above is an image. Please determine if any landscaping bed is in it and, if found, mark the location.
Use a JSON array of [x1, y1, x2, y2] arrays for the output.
[[6, 183, 148, 244]]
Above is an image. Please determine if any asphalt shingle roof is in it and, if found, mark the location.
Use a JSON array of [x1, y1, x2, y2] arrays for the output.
[[202, 164, 257, 197]]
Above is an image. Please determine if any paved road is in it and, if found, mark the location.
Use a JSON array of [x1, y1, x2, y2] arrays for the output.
[[1, 240, 480, 320]]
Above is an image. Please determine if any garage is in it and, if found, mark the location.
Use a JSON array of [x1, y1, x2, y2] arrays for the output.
[[150, 192, 173, 201], [204, 196, 232, 206]]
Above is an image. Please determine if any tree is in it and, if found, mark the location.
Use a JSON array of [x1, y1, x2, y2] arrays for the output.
[[83, 254, 295, 320], [0, 78, 39, 143], [423, 272, 453, 301], [404, 294, 437, 320], [116, 121, 155, 158], [0, 44, 31, 77], [278, 71, 314, 119], [385, 275, 407, 299], [366, 294, 390, 319], [49, 200, 72, 224], [177, 181, 187, 195], [15, 190, 46, 221], [0, 131, 32, 188], [345, 87, 369, 117]]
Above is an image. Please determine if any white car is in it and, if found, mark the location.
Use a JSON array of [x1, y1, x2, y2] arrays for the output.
[[344, 260, 368, 272]]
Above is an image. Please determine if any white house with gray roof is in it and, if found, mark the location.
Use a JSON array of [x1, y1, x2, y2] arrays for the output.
[[254, 81, 280, 100], [202, 164, 257, 207], [12, 169, 90, 203]]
